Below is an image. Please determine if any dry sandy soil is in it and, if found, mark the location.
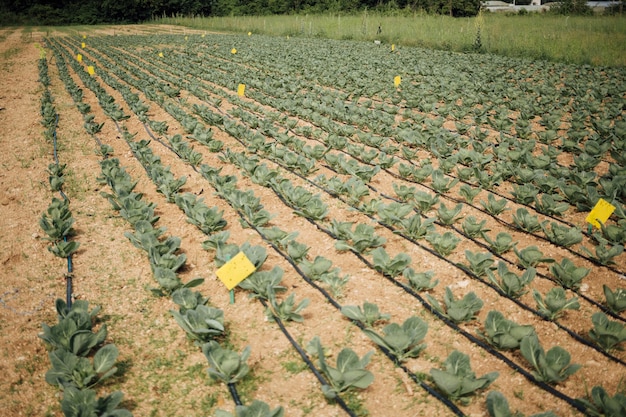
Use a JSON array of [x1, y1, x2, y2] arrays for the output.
[[0, 24, 624, 417]]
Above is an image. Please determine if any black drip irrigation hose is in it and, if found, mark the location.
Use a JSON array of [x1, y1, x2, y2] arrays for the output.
[[51, 110, 73, 309], [258, 299, 359, 417]]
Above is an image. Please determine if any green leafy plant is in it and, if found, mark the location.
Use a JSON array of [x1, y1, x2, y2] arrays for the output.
[[60, 386, 132, 417], [46, 345, 119, 390], [514, 246, 555, 269], [430, 350, 498, 404], [437, 202, 464, 225], [266, 288, 310, 323], [237, 266, 286, 300], [483, 232, 517, 255], [582, 243, 624, 266], [398, 214, 436, 240], [463, 250, 495, 277], [519, 334, 581, 384], [376, 201, 413, 226], [431, 169, 459, 194], [175, 193, 227, 235], [362, 316, 428, 362], [371, 247, 411, 277], [40, 303, 107, 357], [412, 191, 440, 212], [480, 194, 509, 216], [462, 216, 490, 238], [426, 232, 460, 257], [549, 258, 590, 290], [540, 222, 583, 248], [480, 310, 536, 350], [170, 304, 225, 344], [487, 262, 536, 299], [48, 162, 66, 191], [533, 287, 580, 320], [459, 184, 481, 204], [603, 285, 626, 314], [39, 197, 76, 241], [510, 183, 539, 205], [404, 268, 439, 291], [512, 208, 542, 233], [426, 287, 483, 323], [214, 400, 284, 417], [341, 302, 390, 328], [486, 391, 558, 417], [308, 336, 374, 400], [171, 288, 209, 313], [576, 385, 626, 417], [202, 341, 251, 384], [334, 223, 386, 254], [588, 312, 626, 352], [534, 194, 570, 217]]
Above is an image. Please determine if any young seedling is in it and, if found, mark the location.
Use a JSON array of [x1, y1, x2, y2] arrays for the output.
[[308, 336, 374, 400], [480, 310, 536, 350], [426, 287, 483, 324], [588, 312, 626, 352], [341, 302, 390, 328], [520, 334, 581, 384], [533, 287, 580, 321], [362, 316, 428, 362], [404, 268, 439, 291], [430, 350, 498, 404], [603, 285, 626, 314]]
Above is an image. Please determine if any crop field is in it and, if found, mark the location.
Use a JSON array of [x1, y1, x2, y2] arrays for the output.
[[1, 25, 625, 417]]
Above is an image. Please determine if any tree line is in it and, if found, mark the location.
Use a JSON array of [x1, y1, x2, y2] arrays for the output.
[[0, 0, 483, 25]]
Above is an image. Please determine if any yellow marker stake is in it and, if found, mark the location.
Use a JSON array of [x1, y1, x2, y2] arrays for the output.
[[391, 44, 395, 52], [237, 84, 246, 97], [185, 36, 188, 41], [394, 75, 401, 87], [216, 251, 256, 291], [76, 53, 82, 62], [87, 66, 95, 76], [586, 198, 616, 229], [231, 48, 237, 54], [81, 42, 85, 49]]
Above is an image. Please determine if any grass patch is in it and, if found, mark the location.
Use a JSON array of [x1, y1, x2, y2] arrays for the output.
[[151, 12, 626, 67]]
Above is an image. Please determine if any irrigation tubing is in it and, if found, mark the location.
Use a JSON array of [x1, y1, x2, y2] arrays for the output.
[[50, 104, 73, 308]]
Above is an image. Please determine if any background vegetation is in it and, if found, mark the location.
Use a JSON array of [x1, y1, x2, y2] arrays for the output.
[[3, 0, 625, 25], [153, 12, 626, 67]]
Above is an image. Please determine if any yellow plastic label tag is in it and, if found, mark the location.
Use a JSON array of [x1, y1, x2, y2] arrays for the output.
[[237, 84, 246, 97], [81, 42, 85, 48], [185, 36, 188, 41], [202, 33, 205, 38], [82, 35, 86, 39], [158, 52, 164, 58], [231, 48, 237, 54], [394, 75, 401, 87], [248, 32, 252, 36], [586, 198, 616, 228], [391, 44, 395, 52], [87, 66, 94, 75], [216, 251, 256, 290], [76, 54, 82, 62]]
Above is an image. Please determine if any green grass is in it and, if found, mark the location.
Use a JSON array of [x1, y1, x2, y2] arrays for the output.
[[151, 11, 626, 67]]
